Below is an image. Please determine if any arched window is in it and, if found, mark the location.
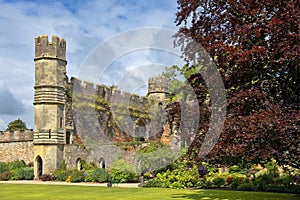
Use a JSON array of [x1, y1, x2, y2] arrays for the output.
[[76, 158, 82, 170], [99, 158, 105, 169]]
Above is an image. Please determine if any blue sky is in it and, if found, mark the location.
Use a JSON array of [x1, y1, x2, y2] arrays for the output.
[[0, 0, 184, 130]]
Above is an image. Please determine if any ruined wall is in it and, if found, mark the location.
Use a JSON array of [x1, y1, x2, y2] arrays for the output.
[[70, 77, 152, 143], [0, 130, 34, 164]]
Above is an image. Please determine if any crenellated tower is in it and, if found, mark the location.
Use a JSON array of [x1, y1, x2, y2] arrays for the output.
[[33, 35, 67, 179], [147, 76, 169, 105]]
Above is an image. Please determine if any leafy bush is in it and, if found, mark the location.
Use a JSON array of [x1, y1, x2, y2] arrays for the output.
[[2, 160, 26, 172], [10, 167, 34, 180], [143, 178, 162, 187], [148, 162, 200, 189], [212, 177, 225, 187], [237, 183, 256, 191], [229, 165, 241, 173], [69, 170, 85, 183], [253, 173, 275, 189], [225, 176, 235, 185], [51, 169, 71, 181], [135, 143, 175, 175], [0, 171, 12, 180], [230, 174, 247, 189], [0, 162, 8, 174], [110, 159, 138, 183], [84, 168, 109, 183]]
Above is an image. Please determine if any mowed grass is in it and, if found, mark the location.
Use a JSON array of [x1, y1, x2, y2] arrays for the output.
[[0, 184, 299, 200]]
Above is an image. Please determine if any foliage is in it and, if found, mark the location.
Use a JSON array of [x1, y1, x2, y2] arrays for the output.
[[10, 167, 34, 180], [51, 169, 71, 181], [175, 0, 299, 104], [109, 158, 138, 183], [0, 171, 12, 181], [135, 142, 176, 174], [6, 118, 27, 131], [144, 161, 200, 189], [68, 170, 85, 183], [84, 168, 109, 183], [212, 177, 226, 188], [0, 160, 26, 173], [0, 161, 33, 181], [57, 160, 67, 171], [173, 0, 300, 169]]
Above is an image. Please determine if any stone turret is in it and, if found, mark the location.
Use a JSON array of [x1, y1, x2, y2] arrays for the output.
[[33, 35, 67, 179], [147, 76, 169, 104]]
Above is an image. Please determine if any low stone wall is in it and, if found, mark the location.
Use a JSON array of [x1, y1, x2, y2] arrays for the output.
[[0, 141, 34, 164], [0, 130, 34, 164]]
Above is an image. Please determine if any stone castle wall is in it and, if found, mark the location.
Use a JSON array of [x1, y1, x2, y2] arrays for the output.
[[71, 77, 149, 107], [0, 130, 34, 164]]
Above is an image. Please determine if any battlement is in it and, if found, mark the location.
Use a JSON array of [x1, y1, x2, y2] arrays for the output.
[[71, 77, 149, 106], [148, 76, 169, 94], [34, 35, 66, 61], [0, 129, 34, 143]]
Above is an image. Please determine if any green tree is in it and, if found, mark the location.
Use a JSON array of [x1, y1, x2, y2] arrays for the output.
[[6, 118, 27, 132]]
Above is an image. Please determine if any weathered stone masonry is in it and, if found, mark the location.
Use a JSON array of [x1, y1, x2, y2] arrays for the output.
[[0, 35, 180, 180], [0, 130, 34, 164]]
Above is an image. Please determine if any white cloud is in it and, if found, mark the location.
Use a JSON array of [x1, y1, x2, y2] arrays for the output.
[[0, 0, 180, 129]]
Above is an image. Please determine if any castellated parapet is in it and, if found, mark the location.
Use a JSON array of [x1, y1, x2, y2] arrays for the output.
[[148, 76, 169, 94], [0, 130, 34, 143], [71, 77, 149, 107], [34, 35, 66, 62], [148, 76, 169, 104]]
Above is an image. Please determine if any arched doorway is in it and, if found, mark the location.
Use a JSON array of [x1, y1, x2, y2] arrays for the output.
[[36, 156, 43, 179], [135, 119, 146, 141]]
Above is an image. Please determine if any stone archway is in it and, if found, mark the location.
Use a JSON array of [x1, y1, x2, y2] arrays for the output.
[[135, 118, 146, 141], [99, 158, 105, 169], [76, 158, 82, 170], [35, 155, 43, 179]]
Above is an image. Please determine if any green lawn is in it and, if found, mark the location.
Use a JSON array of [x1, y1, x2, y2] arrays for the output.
[[0, 184, 299, 200]]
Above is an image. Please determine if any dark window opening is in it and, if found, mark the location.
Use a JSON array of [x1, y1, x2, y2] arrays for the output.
[[66, 131, 71, 144], [60, 117, 63, 128], [137, 137, 145, 142], [49, 129, 51, 138]]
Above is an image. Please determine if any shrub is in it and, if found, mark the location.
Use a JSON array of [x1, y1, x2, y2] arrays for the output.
[[225, 176, 235, 185], [84, 168, 109, 183], [7, 160, 26, 171], [253, 173, 275, 189], [148, 162, 200, 189], [229, 165, 241, 173], [110, 159, 138, 183], [69, 170, 85, 183], [10, 167, 34, 180], [52, 170, 71, 181], [0, 162, 8, 174], [0, 171, 12, 181], [41, 174, 52, 181], [237, 183, 256, 191], [212, 177, 225, 187], [143, 178, 162, 187], [230, 174, 247, 189]]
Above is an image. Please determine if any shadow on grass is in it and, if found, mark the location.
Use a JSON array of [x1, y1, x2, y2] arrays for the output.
[[171, 189, 300, 200]]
